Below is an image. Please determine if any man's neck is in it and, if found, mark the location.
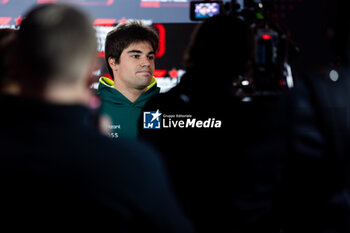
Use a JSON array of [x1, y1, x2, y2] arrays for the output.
[[114, 82, 146, 103]]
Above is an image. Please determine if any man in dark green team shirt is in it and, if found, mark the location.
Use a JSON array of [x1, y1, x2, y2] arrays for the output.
[[98, 21, 160, 140]]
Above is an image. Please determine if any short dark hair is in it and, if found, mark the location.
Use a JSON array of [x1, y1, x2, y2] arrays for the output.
[[19, 4, 97, 96], [105, 21, 159, 80]]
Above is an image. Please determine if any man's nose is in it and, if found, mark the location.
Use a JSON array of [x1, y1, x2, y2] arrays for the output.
[[140, 56, 151, 67]]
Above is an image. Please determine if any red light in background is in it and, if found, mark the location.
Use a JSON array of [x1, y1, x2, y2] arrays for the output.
[[15, 16, 22, 26], [37, 0, 114, 5], [37, 0, 56, 3], [101, 73, 112, 80], [105, 0, 114, 5], [140, 1, 161, 8], [152, 24, 166, 58], [262, 34, 271, 40], [279, 80, 284, 86], [118, 17, 128, 24], [153, 70, 167, 78], [169, 68, 178, 78], [96, 51, 105, 58], [0, 17, 12, 25], [93, 18, 116, 26]]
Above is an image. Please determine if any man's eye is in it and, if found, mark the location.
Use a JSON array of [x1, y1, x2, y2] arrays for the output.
[[148, 56, 154, 60], [131, 55, 140, 59]]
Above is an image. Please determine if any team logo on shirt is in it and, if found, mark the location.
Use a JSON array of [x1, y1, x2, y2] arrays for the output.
[[143, 110, 162, 129]]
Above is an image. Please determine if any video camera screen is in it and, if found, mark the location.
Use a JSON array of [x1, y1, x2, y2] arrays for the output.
[[190, 1, 221, 21]]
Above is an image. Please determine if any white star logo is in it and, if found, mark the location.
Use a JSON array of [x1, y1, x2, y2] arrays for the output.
[[150, 110, 161, 122]]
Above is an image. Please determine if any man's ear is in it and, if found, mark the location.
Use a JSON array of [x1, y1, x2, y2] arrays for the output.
[[108, 57, 119, 71]]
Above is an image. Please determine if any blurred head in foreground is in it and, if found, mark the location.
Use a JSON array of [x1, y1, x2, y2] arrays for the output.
[[183, 15, 253, 93], [18, 4, 97, 104]]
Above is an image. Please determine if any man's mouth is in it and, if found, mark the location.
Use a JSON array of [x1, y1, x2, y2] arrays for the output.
[[136, 70, 152, 75]]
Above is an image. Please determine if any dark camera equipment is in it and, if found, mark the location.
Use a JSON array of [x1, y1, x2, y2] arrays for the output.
[[190, 0, 298, 100]]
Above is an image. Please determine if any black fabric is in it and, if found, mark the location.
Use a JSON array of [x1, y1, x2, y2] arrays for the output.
[[139, 72, 279, 233], [276, 70, 350, 233], [0, 94, 194, 233]]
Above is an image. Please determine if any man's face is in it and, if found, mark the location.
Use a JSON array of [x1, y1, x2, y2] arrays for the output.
[[112, 41, 155, 91], [199, 6, 209, 16]]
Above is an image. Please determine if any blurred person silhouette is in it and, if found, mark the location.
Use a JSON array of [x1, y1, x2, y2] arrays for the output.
[[0, 4, 194, 233], [272, 1, 350, 232], [0, 28, 20, 95], [98, 20, 160, 140], [140, 15, 274, 233]]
